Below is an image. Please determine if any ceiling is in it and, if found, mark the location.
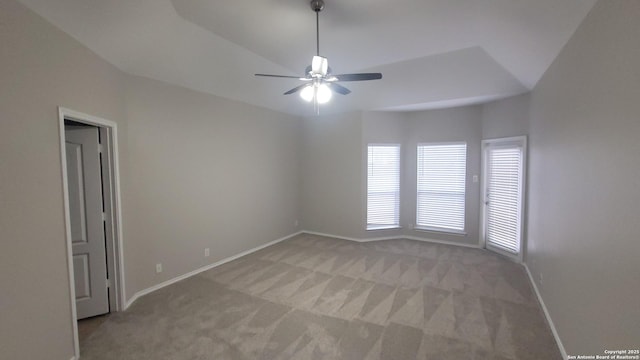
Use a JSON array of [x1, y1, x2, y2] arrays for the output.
[[18, 0, 596, 116]]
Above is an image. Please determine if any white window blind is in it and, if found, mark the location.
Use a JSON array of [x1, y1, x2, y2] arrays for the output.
[[367, 145, 400, 230], [417, 143, 467, 232], [485, 146, 523, 253]]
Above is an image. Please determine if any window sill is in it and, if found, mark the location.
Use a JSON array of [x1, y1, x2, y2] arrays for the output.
[[366, 225, 402, 231], [413, 226, 467, 236]]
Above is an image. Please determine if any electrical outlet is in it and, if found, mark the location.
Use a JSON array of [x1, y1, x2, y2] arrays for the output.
[[473, 175, 479, 183], [539, 272, 543, 284], [205, 248, 210, 257], [294, 219, 299, 227], [156, 263, 162, 273]]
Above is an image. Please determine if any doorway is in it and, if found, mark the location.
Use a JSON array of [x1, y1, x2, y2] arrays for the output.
[[65, 120, 111, 319], [58, 107, 125, 357], [481, 136, 527, 261]]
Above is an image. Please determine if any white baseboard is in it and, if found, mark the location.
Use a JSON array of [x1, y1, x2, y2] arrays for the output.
[[524, 264, 567, 359], [403, 235, 480, 249], [301, 230, 365, 242], [124, 231, 303, 309], [301, 230, 481, 249]]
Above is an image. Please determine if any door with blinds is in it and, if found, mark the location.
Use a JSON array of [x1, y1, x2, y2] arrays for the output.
[[482, 137, 527, 260]]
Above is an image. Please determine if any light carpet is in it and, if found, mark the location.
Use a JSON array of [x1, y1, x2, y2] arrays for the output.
[[80, 234, 561, 359]]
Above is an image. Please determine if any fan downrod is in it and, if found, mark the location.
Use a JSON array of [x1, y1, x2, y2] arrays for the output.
[[310, 0, 324, 13]]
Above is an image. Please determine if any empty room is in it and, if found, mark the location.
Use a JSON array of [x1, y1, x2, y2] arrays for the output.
[[1, 0, 639, 359]]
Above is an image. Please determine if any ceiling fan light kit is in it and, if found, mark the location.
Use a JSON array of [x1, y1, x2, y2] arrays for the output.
[[255, 0, 382, 112], [300, 83, 332, 104]]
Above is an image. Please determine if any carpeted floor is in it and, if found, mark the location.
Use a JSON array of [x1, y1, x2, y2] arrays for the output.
[[78, 314, 110, 343], [80, 234, 561, 359]]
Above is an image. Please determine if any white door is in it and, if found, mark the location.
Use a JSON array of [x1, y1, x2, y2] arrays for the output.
[[482, 137, 527, 260], [65, 125, 109, 319]]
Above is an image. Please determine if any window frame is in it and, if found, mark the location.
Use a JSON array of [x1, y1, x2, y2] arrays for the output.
[[415, 141, 468, 235], [366, 143, 402, 231]]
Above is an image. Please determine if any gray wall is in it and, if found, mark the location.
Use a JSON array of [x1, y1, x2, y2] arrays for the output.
[[0, 1, 302, 358], [481, 93, 530, 140], [361, 111, 407, 239], [300, 112, 364, 239], [402, 107, 483, 246], [0, 0, 128, 358], [302, 107, 483, 246], [526, 0, 640, 354], [480, 93, 531, 258], [124, 76, 301, 294]]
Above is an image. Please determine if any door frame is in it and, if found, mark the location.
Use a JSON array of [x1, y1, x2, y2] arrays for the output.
[[480, 135, 527, 262], [58, 107, 126, 357]]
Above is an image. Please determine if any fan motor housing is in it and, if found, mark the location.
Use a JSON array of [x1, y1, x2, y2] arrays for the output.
[[310, 0, 324, 12]]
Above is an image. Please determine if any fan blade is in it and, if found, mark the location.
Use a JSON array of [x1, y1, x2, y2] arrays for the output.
[[255, 74, 303, 79], [327, 83, 351, 95], [284, 83, 310, 95], [333, 73, 382, 81]]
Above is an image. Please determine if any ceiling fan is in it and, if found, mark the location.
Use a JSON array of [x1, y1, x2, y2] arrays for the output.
[[255, 0, 382, 109]]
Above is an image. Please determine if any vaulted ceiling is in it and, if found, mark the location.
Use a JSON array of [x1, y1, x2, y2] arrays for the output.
[[18, 0, 596, 116]]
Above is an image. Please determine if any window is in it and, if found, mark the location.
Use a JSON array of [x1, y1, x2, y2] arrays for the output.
[[416, 143, 467, 233], [367, 145, 400, 230]]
